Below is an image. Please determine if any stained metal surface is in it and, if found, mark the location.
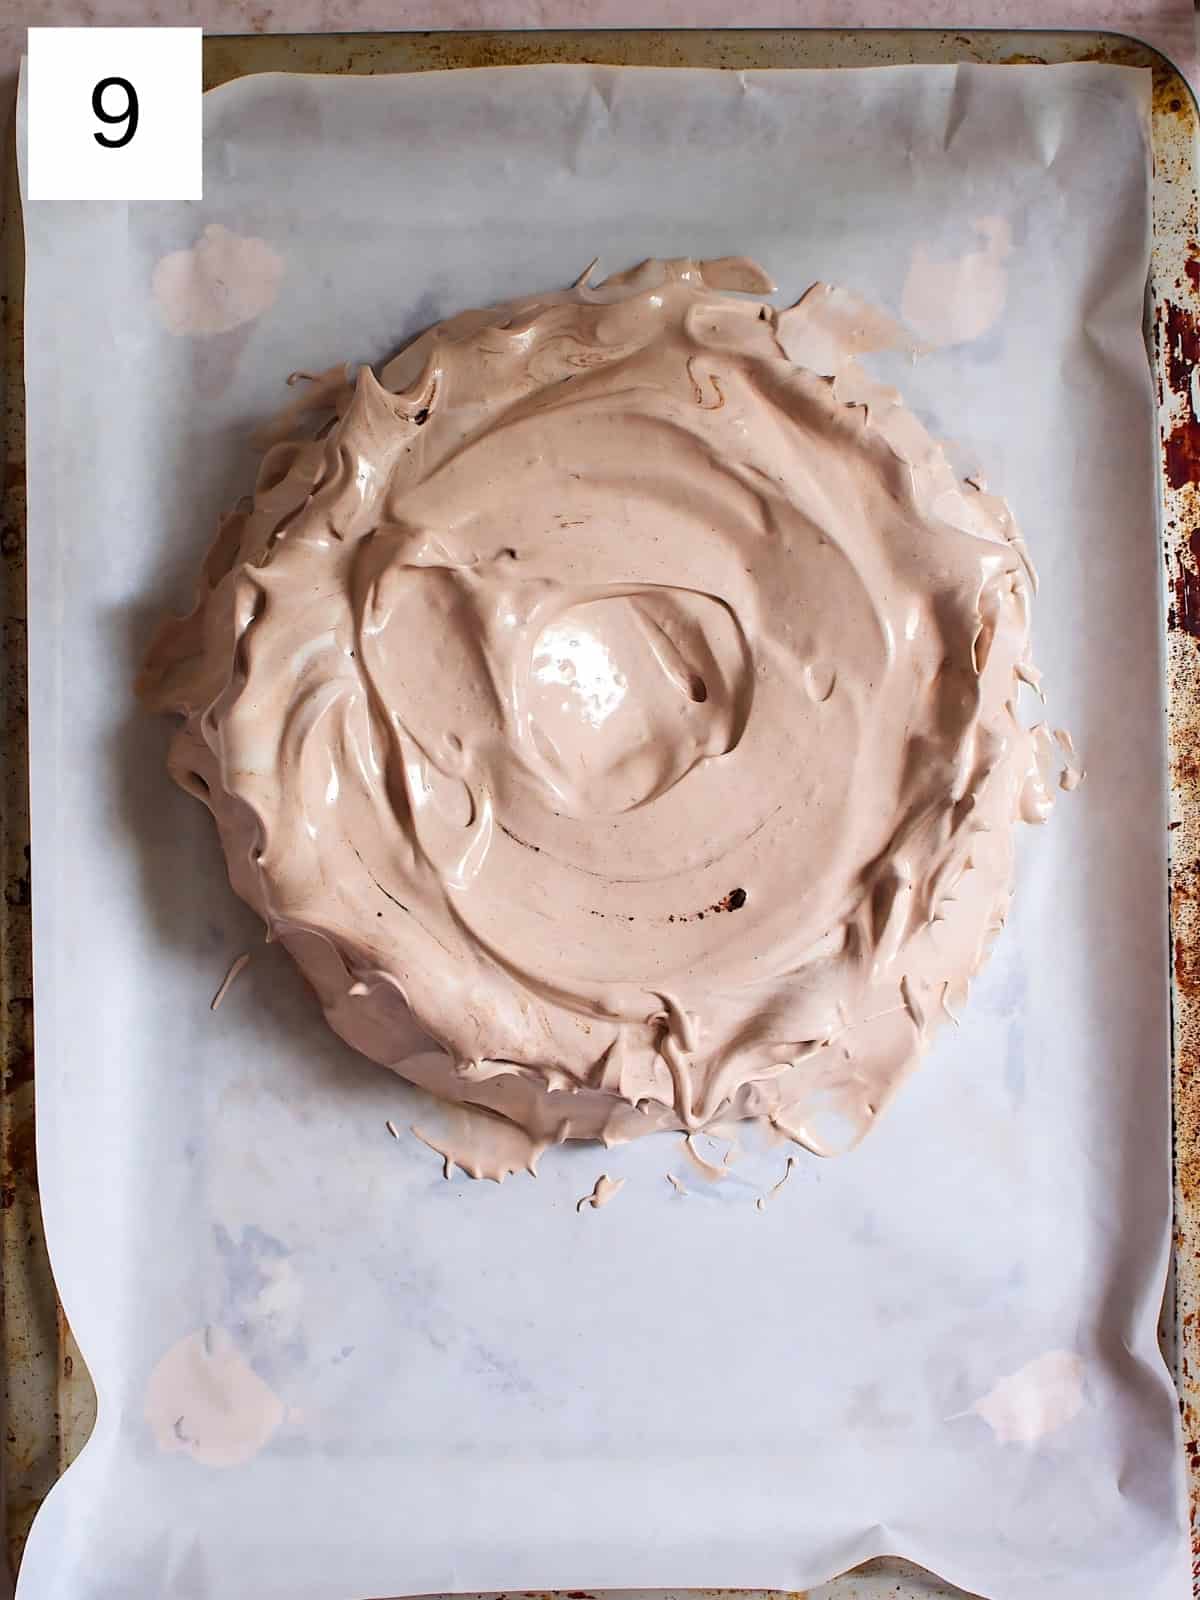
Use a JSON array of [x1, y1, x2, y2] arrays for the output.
[[1152, 46, 1200, 1599], [2, 26, 1194, 1600]]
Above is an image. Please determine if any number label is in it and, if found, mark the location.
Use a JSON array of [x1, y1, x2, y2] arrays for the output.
[[27, 28, 201, 201], [92, 76, 139, 149]]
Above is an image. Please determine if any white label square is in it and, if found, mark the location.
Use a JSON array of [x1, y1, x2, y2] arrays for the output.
[[28, 27, 202, 201]]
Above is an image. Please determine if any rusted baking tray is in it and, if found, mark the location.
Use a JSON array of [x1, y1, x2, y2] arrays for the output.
[[3, 26, 1198, 1600]]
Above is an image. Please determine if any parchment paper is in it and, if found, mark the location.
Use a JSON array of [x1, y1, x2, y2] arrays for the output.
[[16, 60, 1189, 1600]]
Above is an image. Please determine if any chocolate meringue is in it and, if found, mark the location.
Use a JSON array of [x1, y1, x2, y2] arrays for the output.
[[140, 257, 1062, 1162]]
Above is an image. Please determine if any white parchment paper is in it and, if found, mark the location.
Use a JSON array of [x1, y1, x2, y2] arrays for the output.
[[16, 60, 1188, 1600]]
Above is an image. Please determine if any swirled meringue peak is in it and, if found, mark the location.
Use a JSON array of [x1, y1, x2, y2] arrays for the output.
[[141, 257, 1070, 1169]]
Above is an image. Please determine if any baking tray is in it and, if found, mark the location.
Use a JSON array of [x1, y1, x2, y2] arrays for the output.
[[3, 26, 1197, 1600]]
